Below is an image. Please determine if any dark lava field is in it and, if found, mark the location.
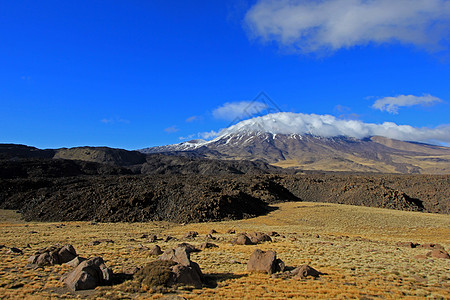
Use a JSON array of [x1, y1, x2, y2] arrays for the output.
[[0, 144, 449, 223]]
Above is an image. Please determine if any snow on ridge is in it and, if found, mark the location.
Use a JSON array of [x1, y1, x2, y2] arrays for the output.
[[212, 112, 450, 145]]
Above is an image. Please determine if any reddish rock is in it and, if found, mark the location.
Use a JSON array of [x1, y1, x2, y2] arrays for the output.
[[64, 256, 86, 268], [248, 232, 272, 244], [28, 244, 77, 266], [62, 257, 113, 291], [149, 245, 163, 256], [232, 234, 254, 245], [291, 265, 322, 279], [429, 249, 450, 259], [247, 249, 284, 274], [418, 243, 445, 251], [177, 243, 201, 253]]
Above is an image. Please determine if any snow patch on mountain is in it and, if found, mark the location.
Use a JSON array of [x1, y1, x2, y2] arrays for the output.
[[211, 112, 450, 145]]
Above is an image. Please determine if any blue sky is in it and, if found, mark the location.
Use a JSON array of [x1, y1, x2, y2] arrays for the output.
[[1, 0, 450, 149]]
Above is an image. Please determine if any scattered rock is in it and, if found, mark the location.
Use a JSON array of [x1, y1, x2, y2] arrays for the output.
[[160, 247, 192, 267], [156, 246, 203, 288], [28, 244, 77, 266], [200, 242, 218, 250], [205, 234, 216, 240], [232, 234, 254, 245], [149, 245, 163, 256], [64, 256, 87, 268], [183, 231, 198, 239], [429, 249, 450, 259], [88, 239, 114, 246], [226, 229, 236, 234], [268, 231, 280, 237], [248, 232, 272, 244], [137, 244, 149, 251], [396, 242, 419, 248], [247, 249, 284, 274], [208, 229, 217, 235], [134, 260, 202, 289], [62, 257, 113, 291], [291, 264, 322, 279], [148, 235, 158, 243], [88, 241, 101, 246], [164, 236, 176, 242], [177, 243, 201, 253], [419, 243, 445, 251], [8, 247, 23, 255]]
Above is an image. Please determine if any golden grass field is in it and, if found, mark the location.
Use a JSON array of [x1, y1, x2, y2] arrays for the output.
[[1, 202, 449, 299]]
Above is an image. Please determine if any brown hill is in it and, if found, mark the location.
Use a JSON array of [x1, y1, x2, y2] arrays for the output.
[[142, 134, 450, 174]]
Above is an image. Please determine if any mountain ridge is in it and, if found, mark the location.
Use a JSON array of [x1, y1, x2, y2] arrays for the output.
[[141, 133, 450, 174]]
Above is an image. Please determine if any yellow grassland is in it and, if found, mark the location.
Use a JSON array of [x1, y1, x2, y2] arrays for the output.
[[0, 202, 449, 299]]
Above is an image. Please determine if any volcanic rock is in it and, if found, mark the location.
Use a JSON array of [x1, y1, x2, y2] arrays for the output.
[[232, 234, 254, 245], [291, 264, 322, 279], [248, 232, 272, 244], [396, 242, 419, 248], [200, 242, 218, 250], [62, 257, 113, 291], [183, 231, 198, 239], [247, 249, 284, 274], [429, 249, 450, 259], [149, 245, 163, 256], [28, 244, 77, 266]]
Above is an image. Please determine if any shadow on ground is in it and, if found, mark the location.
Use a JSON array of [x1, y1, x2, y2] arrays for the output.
[[203, 273, 248, 288]]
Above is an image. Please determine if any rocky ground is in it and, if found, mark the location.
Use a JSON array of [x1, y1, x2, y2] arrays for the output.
[[0, 202, 449, 299]]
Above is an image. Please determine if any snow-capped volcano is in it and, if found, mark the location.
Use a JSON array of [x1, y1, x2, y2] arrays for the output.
[[213, 112, 450, 144], [141, 112, 450, 174]]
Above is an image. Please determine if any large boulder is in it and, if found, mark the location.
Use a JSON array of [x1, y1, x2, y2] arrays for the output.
[[429, 249, 450, 259], [62, 257, 113, 291], [247, 249, 284, 274], [134, 260, 202, 289], [232, 234, 254, 245], [28, 244, 77, 266], [149, 245, 163, 256], [159, 246, 203, 279], [248, 232, 272, 244]]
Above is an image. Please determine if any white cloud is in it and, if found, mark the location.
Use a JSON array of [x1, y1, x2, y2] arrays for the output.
[[211, 112, 450, 145], [198, 130, 220, 140], [186, 115, 201, 123], [212, 101, 268, 121], [164, 125, 179, 133], [245, 0, 450, 54], [372, 94, 443, 114], [101, 117, 130, 124]]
